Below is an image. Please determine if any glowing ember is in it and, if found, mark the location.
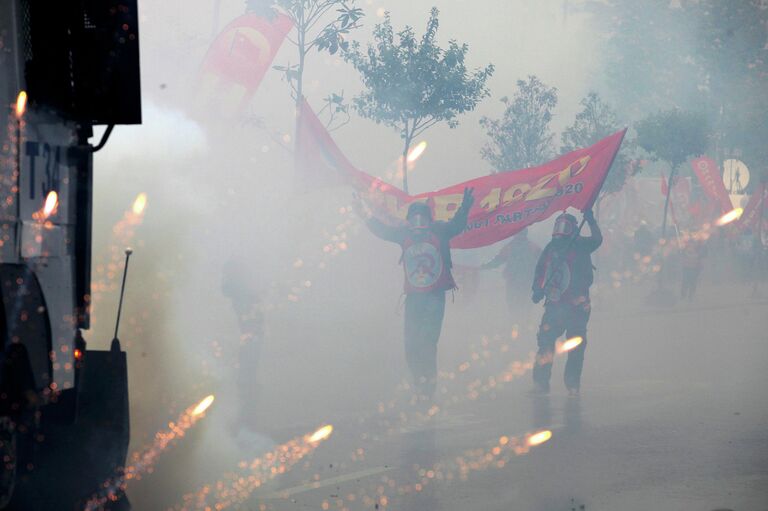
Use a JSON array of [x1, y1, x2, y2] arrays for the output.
[[15, 91, 27, 118], [407, 141, 427, 162], [309, 424, 334, 443], [526, 430, 552, 447], [85, 394, 216, 510], [175, 424, 334, 510], [557, 336, 583, 354], [192, 394, 215, 416], [715, 207, 743, 226], [132, 192, 147, 215], [42, 191, 58, 218]]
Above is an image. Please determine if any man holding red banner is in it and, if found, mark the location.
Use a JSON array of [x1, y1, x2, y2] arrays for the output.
[[355, 188, 475, 401], [531, 209, 602, 395]]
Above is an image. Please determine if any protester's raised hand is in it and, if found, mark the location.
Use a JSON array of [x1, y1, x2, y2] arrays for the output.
[[462, 187, 475, 209]]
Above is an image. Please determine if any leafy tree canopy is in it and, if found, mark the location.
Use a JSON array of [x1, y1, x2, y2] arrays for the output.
[[479, 75, 557, 172], [635, 109, 708, 170], [344, 7, 493, 192]]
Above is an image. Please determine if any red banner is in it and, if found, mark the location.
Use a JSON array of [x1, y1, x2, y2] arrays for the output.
[[198, 13, 292, 113], [691, 157, 732, 214], [297, 100, 626, 249], [736, 182, 767, 233]]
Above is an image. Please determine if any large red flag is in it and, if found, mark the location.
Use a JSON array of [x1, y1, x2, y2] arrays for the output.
[[691, 157, 732, 214], [296, 100, 626, 249], [198, 13, 293, 114]]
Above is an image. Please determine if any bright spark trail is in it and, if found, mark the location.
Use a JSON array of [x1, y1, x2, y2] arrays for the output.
[[83, 394, 215, 511], [173, 425, 334, 511]]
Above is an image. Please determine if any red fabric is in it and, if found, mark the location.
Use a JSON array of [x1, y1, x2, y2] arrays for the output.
[[200, 13, 292, 109], [401, 232, 455, 293], [691, 157, 732, 215], [296, 100, 626, 249], [736, 182, 767, 233]]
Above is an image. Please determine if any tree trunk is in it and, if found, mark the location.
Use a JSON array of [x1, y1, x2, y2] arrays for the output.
[[661, 164, 678, 239], [402, 135, 411, 194]]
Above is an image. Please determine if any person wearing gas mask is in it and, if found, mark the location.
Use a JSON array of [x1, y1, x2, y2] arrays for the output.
[[356, 188, 475, 400], [531, 209, 602, 395]]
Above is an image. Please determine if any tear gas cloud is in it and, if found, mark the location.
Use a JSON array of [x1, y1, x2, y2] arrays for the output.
[[86, 1, 768, 509]]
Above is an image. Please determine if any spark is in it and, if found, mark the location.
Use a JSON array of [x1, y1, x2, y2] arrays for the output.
[[15, 91, 27, 118], [309, 424, 333, 443], [556, 336, 583, 354], [132, 192, 147, 215], [526, 429, 553, 447], [192, 394, 215, 416], [42, 190, 58, 218], [84, 394, 216, 510], [407, 141, 427, 163], [175, 424, 334, 510], [715, 207, 743, 226]]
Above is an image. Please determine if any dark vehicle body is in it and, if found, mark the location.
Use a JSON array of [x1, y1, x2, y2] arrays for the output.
[[0, 1, 140, 508]]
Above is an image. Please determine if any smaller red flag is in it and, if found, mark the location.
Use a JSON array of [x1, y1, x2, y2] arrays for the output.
[[197, 13, 293, 114]]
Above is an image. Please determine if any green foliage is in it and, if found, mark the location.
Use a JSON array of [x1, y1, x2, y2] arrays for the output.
[[635, 109, 709, 169], [479, 76, 557, 172], [277, 0, 363, 54], [562, 92, 631, 194], [344, 7, 493, 191], [268, 0, 364, 105], [587, 0, 768, 164]]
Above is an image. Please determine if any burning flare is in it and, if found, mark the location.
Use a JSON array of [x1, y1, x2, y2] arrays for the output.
[[175, 423, 335, 510], [132, 192, 147, 215], [85, 393, 216, 510], [309, 424, 334, 443], [715, 207, 743, 226], [557, 336, 583, 354], [407, 141, 428, 163], [526, 429, 553, 447], [15, 91, 27, 118], [192, 394, 215, 416], [42, 191, 58, 218]]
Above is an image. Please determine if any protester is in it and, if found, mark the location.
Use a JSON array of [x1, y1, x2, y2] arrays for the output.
[[356, 188, 475, 400], [531, 209, 602, 395], [481, 228, 541, 318], [222, 259, 264, 432], [679, 231, 707, 302]]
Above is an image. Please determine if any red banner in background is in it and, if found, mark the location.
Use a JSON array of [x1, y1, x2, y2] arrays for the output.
[[198, 13, 293, 113], [736, 182, 767, 233], [297, 101, 626, 249], [691, 157, 732, 214]]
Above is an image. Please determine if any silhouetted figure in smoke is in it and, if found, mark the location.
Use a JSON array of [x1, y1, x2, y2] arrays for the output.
[[357, 188, 474, 401], [531, 210, 602, 395], [481, 227, 541, 318], [679, 231, 707, 302], [222, 259, 264, 431]]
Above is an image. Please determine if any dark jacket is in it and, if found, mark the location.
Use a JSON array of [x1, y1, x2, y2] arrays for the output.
[[366, 201, 471, 292], [533, 217, 602, 303]]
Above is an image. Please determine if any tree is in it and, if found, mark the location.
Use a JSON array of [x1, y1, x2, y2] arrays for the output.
[[344, 7, 494, 193], [479, 76, 557, 173], [254, 0, 364, 110], [561, 92, 632, 195], [635, 109, 709, 236]]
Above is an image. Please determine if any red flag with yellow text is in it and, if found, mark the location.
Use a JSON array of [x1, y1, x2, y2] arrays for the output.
[[296, 100, 626, 249], [198, 13, 292, 115]]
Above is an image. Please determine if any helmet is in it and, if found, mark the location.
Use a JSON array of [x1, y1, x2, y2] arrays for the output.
[[406, 202, 432, 229], [552, 213, 577, 238]]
